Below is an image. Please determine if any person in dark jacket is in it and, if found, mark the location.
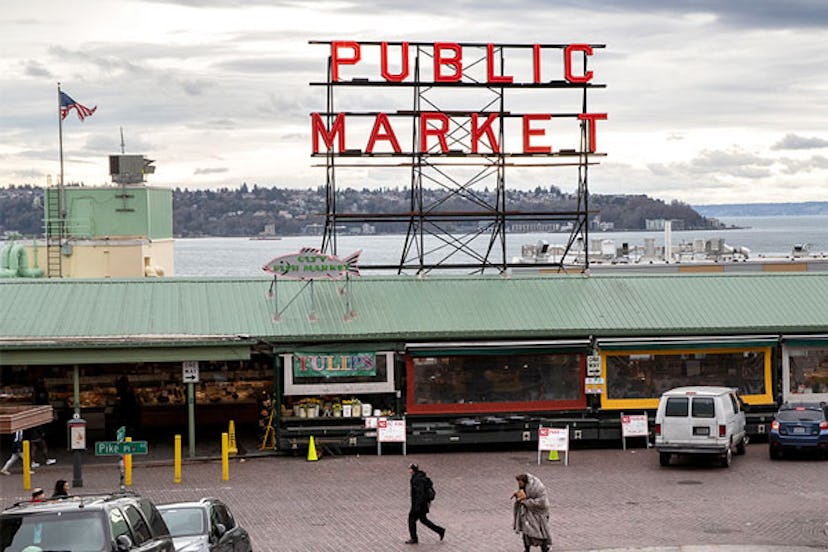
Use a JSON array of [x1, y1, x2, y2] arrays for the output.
[[405, 463, 445, 544]]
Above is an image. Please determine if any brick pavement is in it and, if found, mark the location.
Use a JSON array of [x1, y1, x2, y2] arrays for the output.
[[2, 442, 827, 552]]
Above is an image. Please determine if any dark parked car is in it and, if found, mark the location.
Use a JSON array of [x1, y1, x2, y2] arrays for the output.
[[0, 491, 174, 552], [158, 498, 252, 552], [769, 402, 828, 459]]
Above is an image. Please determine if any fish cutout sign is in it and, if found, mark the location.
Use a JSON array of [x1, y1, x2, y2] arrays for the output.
[[263, 248, 361, 280]]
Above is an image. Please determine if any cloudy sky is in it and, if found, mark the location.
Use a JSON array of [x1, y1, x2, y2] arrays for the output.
[[1, 0, 826, 205]]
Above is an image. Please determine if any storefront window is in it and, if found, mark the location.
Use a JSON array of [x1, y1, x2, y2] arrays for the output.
[[788, 347, 828, 394], [411, 352, 582, 405], [605, 349, 767, 400]]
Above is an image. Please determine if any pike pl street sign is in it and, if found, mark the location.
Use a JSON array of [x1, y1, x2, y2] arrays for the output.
[[95, 441, 148, 456]]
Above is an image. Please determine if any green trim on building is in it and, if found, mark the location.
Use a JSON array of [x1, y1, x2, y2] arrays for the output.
[[598, 339, 779, 352], [1, 345, 251, 366]]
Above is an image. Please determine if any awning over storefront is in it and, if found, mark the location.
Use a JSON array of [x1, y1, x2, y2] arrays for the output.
[[597, 335, 779, 351], [0, 342, 253, 366], [781, 334, 828, 347], [0, 405, 54, 434], [405, 339, 591, 356]]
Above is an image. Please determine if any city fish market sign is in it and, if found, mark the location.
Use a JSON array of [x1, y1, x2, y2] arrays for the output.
[[263, 248, 361, 280]]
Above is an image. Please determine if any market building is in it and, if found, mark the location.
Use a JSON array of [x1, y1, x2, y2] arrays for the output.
[[2, 272, 828, 454]]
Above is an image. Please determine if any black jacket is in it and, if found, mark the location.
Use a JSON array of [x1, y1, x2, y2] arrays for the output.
[[410, 470, 430, 514]]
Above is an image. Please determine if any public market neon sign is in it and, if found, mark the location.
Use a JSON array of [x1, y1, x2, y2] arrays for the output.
[[311, 41, 607, 156]]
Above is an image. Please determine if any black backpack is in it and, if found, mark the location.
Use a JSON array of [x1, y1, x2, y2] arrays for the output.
[[425, 476, 436, 501]]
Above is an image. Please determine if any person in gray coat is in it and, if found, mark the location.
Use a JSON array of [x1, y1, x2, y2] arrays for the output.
[[512, 473, 552, 552]]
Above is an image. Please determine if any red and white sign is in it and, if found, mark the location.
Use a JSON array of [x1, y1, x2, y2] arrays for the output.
[[538, 426, 569, 452], [621, 414, 649, 437], [377, 418, 406, 443]]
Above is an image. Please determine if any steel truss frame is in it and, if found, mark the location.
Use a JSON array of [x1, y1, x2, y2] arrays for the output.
[[310, 41, 605, 274]]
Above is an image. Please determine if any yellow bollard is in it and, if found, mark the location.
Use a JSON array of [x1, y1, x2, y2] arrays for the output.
[[22, 440, 31, 491], [174, 435, 182, 484], [221, 432, 229, 481], [125, 437, 133, 487], [547, 449, 560, 462], [228, 420, 238, 456]]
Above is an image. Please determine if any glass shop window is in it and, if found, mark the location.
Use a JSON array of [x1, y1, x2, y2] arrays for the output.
[[605, 349, 767, 400], [789, 347, 828, 394], [411, 352, 582, 405]]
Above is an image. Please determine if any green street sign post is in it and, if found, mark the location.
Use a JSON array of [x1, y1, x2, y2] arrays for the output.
[[116, 426, 126, 443], [95, 441, 149, 456]]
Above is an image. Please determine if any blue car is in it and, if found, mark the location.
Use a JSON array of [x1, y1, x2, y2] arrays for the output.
[[769, 402, 828, 460]]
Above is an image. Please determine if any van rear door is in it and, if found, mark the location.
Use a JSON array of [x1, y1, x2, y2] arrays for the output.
[[662, 396, 693, 442], [689, 396, 717, 439]]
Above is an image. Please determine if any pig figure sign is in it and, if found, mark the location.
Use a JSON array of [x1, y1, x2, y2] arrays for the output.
[[263, 247, 361, 280]]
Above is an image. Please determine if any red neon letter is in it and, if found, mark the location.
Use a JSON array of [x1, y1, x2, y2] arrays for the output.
[[578, 113, 608, 152], [366, 113, 402, 153], [486, 44, 513, 84], [312, 112, 346, 153], [433, 42, 462, 82], [381, 41, 409, 82], [523, 114, 551, 154], [420, 112, 449, 152], [533, 44, 541, 83], [331, 41, 361, 82], [471, 113, 500, 153], [564, 44, 594, 84]]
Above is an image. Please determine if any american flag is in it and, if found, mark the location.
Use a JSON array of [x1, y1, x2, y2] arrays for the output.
[[59, 91, 97, 121]]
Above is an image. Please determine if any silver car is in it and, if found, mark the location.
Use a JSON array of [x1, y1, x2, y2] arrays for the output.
[[159, 498, 252, 552]]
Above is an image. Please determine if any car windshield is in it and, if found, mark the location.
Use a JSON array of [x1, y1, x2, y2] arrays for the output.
[[159, 507, 205, 537], [0, 510, 106, 552], [778, 409, 823, 422]]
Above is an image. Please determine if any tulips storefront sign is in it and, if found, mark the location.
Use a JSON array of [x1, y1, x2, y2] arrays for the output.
[[293, 352, 377, 378]]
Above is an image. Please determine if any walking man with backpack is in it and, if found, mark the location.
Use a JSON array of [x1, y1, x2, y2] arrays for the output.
[[406, 463, 446, 544]]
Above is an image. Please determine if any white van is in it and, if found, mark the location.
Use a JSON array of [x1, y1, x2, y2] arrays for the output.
[[654, 386, 748, 468]]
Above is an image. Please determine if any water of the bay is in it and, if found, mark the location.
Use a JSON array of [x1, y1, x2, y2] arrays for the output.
[[175, 215, 828, 277]]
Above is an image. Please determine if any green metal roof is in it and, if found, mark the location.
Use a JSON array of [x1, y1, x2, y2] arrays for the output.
[[1, 273, 827, 354]]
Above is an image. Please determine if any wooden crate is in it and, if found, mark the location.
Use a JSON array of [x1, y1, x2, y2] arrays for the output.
[[0, 405, 54, 434]]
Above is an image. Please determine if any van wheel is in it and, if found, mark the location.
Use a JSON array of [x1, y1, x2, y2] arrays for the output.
[[720, 447, 732, 468], [659, 452, 671, 466], [736, 437, 747, 455], [769, 447, 781, 460]]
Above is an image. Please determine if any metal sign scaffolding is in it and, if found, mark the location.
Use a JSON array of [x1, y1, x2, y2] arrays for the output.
[[310, 41, 606, 274]]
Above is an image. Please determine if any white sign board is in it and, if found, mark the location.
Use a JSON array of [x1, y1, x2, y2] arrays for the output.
[[538, 426, 568, 452], [182, 361, 200, 383], [621, 414, 649, 437], [538, 426, 569, 466], [70, 424, 86, 450], [586, 354, 602, 376], [377, 418, 406, 443]]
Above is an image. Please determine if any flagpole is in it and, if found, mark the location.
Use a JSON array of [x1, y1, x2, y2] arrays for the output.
[[57, 83, 66, 221]]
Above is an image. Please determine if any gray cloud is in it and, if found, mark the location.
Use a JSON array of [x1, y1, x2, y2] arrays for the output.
[[194, 167, 229, 175], [134, 0, 828, 29], [779, 156, 828, 175], [23, 60, 52, 78], [772, 134, 828, 150], [648, 148, 775, 179]]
